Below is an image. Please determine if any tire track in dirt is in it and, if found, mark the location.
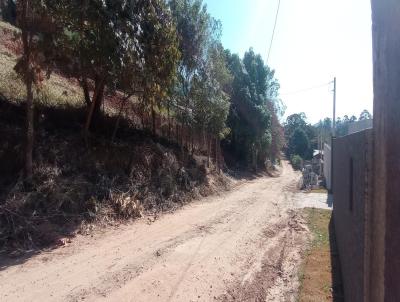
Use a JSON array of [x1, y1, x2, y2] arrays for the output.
[[0, 161, 310, 302]]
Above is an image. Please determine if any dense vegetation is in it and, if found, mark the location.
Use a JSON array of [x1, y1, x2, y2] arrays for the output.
[[13, 0, 284, 187], [284, 110, 373, 167]]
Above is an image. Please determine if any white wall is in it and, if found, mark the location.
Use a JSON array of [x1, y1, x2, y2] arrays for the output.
[[324, 143, 332, 190]]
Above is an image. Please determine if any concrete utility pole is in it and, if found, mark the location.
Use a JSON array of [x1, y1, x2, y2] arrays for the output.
[[330, 77, 336, 193], [332, 77, 336, 137]]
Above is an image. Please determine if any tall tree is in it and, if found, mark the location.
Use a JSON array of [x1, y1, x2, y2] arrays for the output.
[[359, 109, 372, 120], [169, 0, 210, 144], [14, 0, 52, 185], [192, 41, 232, 167], [288, 128, 310, 159], [284, 113, 307, 141], [268, 101, 285, 163], [225, 49, 279, 168], [139, 0, 180, 135], [47, 0, 143, 138]]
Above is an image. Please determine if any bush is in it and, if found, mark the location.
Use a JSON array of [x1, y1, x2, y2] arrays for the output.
[[291, 155, 303, 170]]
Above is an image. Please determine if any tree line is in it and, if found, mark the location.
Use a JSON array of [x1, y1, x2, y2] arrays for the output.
[[284, 109, 373, 168], [14, 0, 284, 185]]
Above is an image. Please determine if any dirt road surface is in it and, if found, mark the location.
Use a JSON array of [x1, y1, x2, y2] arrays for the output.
[[0, 162, 315, 302]]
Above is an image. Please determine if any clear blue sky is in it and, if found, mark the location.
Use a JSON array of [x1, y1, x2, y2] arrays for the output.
[[203, 0, 373, 124]]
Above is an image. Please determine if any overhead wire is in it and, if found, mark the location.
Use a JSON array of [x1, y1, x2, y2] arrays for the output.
[[267, 0, 281, 64]]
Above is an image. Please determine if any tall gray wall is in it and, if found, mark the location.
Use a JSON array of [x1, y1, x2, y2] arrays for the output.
[[370, 1, 400, 300], [332, 129, 372, 302]]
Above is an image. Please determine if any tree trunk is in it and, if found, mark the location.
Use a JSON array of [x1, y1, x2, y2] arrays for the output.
[[80, 78, 91, 107], [167, 99, 171, 139], [207, 135, 211, 168], [111, 94, 131, 142], [175, 123, 179, 144], [92, 82, 105, 125], [140, 96, 145, 130], [24, 78, 34, 185], [83, 79, 104, 143], [180, 125, 184, 148], [190, 128, 194, 154], [151, 99, 156, 136], [215, 137, 219, 172], [20, 0, 34, 186]]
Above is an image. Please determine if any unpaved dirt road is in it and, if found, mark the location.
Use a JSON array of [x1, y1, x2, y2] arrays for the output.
[[0, 161, 314, 302]]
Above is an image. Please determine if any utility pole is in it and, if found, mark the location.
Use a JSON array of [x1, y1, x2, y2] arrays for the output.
[[332, 77, 337, 137], [330, 77, 336, 193]]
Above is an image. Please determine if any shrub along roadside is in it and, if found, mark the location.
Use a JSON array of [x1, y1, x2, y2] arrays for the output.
[[290, 154, 303, 171]]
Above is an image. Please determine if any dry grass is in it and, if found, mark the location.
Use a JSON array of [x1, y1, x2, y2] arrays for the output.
[[0, 21, 84, 108], [298, 208, 343, 302], [0, 20, 232, 253], [306, 188, 329, 194]]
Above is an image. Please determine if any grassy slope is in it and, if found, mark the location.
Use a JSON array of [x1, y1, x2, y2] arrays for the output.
[[298, 208, 344, 302], [0, 21, 84, 108]]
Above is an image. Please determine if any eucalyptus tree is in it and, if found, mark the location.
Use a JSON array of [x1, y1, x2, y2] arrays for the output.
[[14, 0, 54, 185], [168, 0, 210, 144], [225, 49, 278, 169], [139, 0, 180, 135], [46, 0, 143, 137], [192, 41, 232, 166], [359, 109, 372, 120]]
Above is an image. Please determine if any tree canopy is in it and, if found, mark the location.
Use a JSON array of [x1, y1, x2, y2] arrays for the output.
[[14, 0, 286, 181]]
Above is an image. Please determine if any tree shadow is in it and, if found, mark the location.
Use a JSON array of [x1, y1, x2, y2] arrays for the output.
[[329, 216, 345, 302], [0, 250, 40, 271]]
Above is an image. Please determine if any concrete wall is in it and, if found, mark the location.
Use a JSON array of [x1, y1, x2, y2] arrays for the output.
[[332, 129, 372, 302], [370, 1, 400, 300]]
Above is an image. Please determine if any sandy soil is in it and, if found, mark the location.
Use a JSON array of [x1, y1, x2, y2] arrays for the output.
[[0, 161, 314, 302]]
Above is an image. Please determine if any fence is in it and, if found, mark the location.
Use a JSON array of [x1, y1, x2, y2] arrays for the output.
[[332, 129, 373, 302], [105, 96, 222, 165]]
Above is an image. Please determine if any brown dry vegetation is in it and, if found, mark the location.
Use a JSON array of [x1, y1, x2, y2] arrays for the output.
[[298, 208, 344, 302], [0, 20, 232, 253]]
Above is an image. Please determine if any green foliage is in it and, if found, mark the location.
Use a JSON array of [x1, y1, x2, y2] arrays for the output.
[[192, 41, 232, 139], [139, 0, 181, 132], [291, 154, 303, 171], [46, 0, 144, 123], [289, 128, 310, 159], [268, 101, 285, 163], [168, 0, 212, 130], [284, 113, 307, 141], [12, 0, 287, 176], [359, 109, 372, 121], [50, 0, 142, 81], [169, 0, 210, 73], [285, 113, 313, 160], [225, 48, 279, 168]]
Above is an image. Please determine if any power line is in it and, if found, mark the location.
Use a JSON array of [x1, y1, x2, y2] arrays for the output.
[[280, 82, 332, 96], [267, 0, 281, 64]]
